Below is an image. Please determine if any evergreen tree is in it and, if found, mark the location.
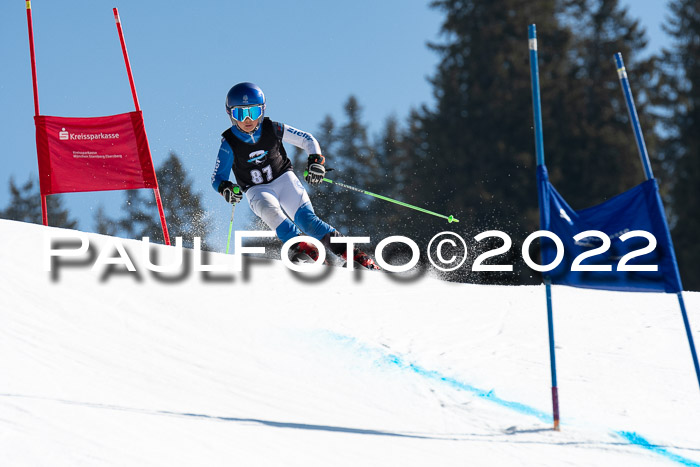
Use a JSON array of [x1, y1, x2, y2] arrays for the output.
[[553, 0, 656, 205], [93, 205, 118, 237], [117, 188, 160, 240], [418, 0, 655, 283], [377, 115, 411, 198], [0, 176, 78, 229], [399, 108, 434, 201], [372, 115, 422, 236], [0, 177, 41, 224], [310, 97, 378, 235], [655, 0, 700, 290], [421, 0, 572, 283], [157, 153, 211, 248], [300, 115, 338, 222], [113, 152, 212, 249], [315, 115, 339, 159]]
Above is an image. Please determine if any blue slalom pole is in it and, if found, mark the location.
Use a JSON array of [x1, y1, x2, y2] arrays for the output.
[[614, 53, 654, 180], [544, 277, 560, 428], [529, 24, 561, 431], [678, 293, 700, 391], [676, 292, 700, 392], [530, 25, 546, 168], [615, 52, 700, 392]]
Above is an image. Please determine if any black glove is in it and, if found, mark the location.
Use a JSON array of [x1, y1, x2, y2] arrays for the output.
[[218, 181, 243, 204], [305, 154, 326, 185]]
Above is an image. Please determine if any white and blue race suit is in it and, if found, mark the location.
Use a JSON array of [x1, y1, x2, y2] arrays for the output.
[[211, 118, 336, 243]]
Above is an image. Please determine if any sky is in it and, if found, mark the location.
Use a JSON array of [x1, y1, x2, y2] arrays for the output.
[[0, 0, 674, 252]]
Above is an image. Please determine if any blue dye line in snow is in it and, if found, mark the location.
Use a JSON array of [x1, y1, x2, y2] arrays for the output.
[[321, 331, 700, 467], [615, 431, 700, 467], [380, 352, 553, 423], [323, 332, 551, 422]]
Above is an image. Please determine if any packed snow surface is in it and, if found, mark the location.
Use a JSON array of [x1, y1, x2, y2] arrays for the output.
[[1, 219, 699, 466]]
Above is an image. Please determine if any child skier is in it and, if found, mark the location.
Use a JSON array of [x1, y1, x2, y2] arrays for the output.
[[211, 82, 379, 270]]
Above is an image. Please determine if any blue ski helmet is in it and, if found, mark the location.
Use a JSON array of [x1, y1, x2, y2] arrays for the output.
[[225, 82, 265, 125]]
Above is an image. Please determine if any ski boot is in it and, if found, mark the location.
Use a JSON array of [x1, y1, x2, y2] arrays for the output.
[[342, 247, 381, 271], [320, 230, 381, 270], [288, 241, 320, 264]]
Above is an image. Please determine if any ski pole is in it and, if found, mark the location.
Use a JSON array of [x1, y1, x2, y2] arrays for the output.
[[305, 171, 459, 223], [225, 186, 241, 254]]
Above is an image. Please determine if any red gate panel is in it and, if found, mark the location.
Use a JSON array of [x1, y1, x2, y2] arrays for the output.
[[34, 111, 158, 195]]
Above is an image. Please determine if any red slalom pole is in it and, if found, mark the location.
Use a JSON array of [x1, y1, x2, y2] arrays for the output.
[[113, 8, 140, 111], [26, 1, 49, 226], [152, 187, 171, 245], [113, 8, 170, 246], [26, 1, 40, 116]]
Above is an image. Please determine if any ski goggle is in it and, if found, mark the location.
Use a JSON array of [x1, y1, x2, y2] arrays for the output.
[[230, 105, 264, 122]]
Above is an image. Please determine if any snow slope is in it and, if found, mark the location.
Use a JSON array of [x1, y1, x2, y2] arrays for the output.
[[1, 219, 699, 466]]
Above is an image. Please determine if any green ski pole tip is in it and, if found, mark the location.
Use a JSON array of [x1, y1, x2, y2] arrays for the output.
[[448, 215, 459, 223], [303, 170, 308, 177]]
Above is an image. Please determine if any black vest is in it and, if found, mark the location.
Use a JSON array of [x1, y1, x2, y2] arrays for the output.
[[222, 118, 293, 191]]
